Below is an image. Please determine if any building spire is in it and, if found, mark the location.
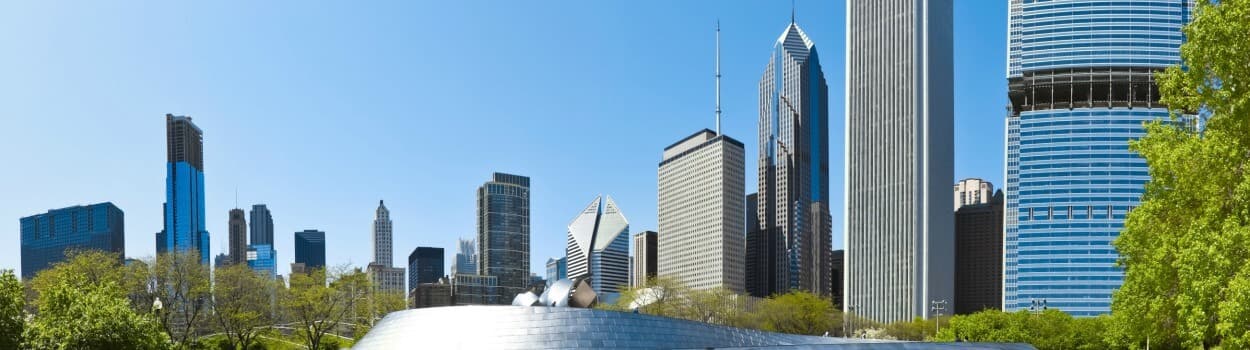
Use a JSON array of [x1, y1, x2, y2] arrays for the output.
[[791, 0, 796, 24], [715, 19, 722, 135]]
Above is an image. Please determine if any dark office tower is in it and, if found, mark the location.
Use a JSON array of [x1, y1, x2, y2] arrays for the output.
[[745, 192, 775, 297], [477, 172, 530, 302], [631, 231, 656, 288], [831, 249, 844, 308], [249, 204, 274, 246], [955, 190, 1004, 315], [158, 114, 210, 265], [756, 19, 832, 297], [846, 0, 955, 322], [20, 203, 125, 279], [294, 229, 326, 270], [228, 209, 247, 265], [408, 247, 444, 289]]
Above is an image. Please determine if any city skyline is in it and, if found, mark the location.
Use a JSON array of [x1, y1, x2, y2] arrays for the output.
[[0, 1, 1008, 279]]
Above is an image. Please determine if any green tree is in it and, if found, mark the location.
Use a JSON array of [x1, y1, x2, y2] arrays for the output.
[[23, 251, 168, 349], [212, 263, 280, 350], [931, 309, 1109, 350], [144, 252, 213, 347], [0, 270, 24, 348], [748, 291, 836, 336], [282, 267, 366, 350], [606, 276, 690, 317], [1109, 0, 1250, 348]]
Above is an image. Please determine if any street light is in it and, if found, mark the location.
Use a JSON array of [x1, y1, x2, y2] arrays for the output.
[[1029, 298, 1048, 315], [930, 299, 948, 334]]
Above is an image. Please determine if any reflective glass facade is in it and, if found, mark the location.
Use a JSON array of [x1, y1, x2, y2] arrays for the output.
[[545, 257, 566, 286], [408, 246, 444, 289], [1004, 0, 1190, 316], [247, 244, 276, 278], [354, 306, 1032, 349], [478, 173, 530, 302], [20, 203, 125, 279], [294, 229, 326, 269], [159, 115, 210, 265]]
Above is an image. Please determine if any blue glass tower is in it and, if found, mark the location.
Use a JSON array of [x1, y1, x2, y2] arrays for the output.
[[247, 244, 277, 278], [1004, 0, 1190, 316], [158, 114, 210, 265], [20, 203, 125, 279]]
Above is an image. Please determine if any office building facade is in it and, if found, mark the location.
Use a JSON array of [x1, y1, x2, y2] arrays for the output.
[[566, 196, 630, 294], [369, 263, 406, 294], [294, 229, 326, 270], [452, 238, 477, 276], [20, 203, 125, 279], [408, 247, 444, 289], [632, 231, 657, 287], [956, 190, 1004, 315], [832, 249, 844, 308], [451, 274, 499, 305], [546, 257, 567, 286], [249, 204, 274, 245], [478, 173, 530, 302], [228, 208, 247, 265], [845, 0, 955, 322], [756, 20, 833, 298], [658, 130, 746, 292], [158, 114, 210, 265], [1003, 0, 1190, 316], [373, 200, 393, 266], [954, 178, 994, 211], [745, 192, 775, 297], [411, 278, 454, 309], [247, 244, 277, 278]]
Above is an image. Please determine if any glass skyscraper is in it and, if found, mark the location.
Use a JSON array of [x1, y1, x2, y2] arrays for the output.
[[158, 114, 210, 265], [752, 18, 832, 298], [408, 246, 444, 289], [20, 203, 125, 279], [477, 173, 530, 302], [294, 229, 326, 270], [1004, 0, 1190, 316], [451, 238, 477, 276], [247, 243, 276, 278]]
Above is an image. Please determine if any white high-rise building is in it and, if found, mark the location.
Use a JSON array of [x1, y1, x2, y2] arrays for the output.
[[658, 129, 746, 292], [566, 196, 630, 295], [954, 178, 993, 211], [844, 0, 955, 323], [373, 200, 393, 266]]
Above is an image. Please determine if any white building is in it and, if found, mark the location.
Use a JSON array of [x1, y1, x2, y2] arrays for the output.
[[373, 200, 394, 267], [657, 129, 746, 292], [566, 196, 630, 295], [954, 178, 994, 211], [844, 0, 955, 323]]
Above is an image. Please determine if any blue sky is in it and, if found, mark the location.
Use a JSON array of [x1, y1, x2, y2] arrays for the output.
[[0, 1, 1006, 278]]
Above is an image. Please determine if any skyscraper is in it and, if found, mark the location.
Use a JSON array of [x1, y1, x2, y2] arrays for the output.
[[1003, 0, 1190, 316], [158, 114, 210, 265], [755, 18, 832, 297], [247, 244, 276, 278], [845, 0, 955, 322], [373, 200, 393, 266], [658, 130, 746, 292], [954, 178, 994, 211], [249, 204, 274, 246], [632, 231, 656, 288], [545, 257, 567, 286], [408, 247, 444, 290], [228, 208, 247, 265], [477, 173, 530, 301], [20, 203, 124, 279], [745, 192, 775, 297], [566, 196, 630, 295], [294, 229, 326, 270], [956, 190, 1003, 315], [451, 238, 477, 276]]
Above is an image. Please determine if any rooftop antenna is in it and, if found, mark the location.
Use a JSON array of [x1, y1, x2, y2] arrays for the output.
[[791, 0, 796, 24], [234, 187, 238, 209], [715, 19, 722, 135]]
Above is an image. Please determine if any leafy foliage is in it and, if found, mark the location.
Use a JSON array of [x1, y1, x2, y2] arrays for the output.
[[749, 291, 837, 335], [1110, 0, 1250, 348], [931, 309, 1109, 350], [212, 263, 280, 350], [0, 270, 24, 348], [22, 252, 167, 349], [282, 267, 368, 350]]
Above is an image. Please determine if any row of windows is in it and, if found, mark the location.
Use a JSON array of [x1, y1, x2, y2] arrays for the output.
[[1021, 33, 1182, 44], [1023, 25, 1182, 36], [1020, 179, 1147, 187], [1023, 49, 1179, 61], [1021, 153, 1141, 162], [1021, 110, 1165, 120], [1018, 275, 1122, 282], [1021, 127, 1146, 137], [1019, 266, 1121, 273], [1022, 58, 1178, 69], [1020, 170, 1148, 179], [1021, 118, 1153, 129], [1021, 137, 1139, 145], [1019, 258, 1118, 265], [1022, 8, 1181, 20], [1021, 162, 1144, 171], [1018, 249, 1118, 256], [1021, 16, 1183, 30], [1018, 231, 1122, 239], [1019, 239, 1112, 247], [1021, 1, 1181, 11], [1019, 187, 1143, 196]]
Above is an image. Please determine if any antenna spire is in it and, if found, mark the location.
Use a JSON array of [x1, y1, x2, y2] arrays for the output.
[[791, 0, 796, 24], [715, 19, 722, 135]]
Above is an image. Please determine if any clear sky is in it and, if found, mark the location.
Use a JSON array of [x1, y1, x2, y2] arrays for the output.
[[0, 1, 1006, 278]]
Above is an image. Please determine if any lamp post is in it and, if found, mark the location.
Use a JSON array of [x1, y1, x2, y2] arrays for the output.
[[930, 299, 947, 334], [1029, 298, 1048, 315]]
